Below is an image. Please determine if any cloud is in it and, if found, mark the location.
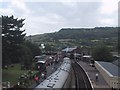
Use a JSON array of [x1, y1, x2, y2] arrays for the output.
[[0, 8, 14, 15], [23, 12, 66, 35], [99, 0, 118, 14], [1, 0, 118, 35], [97, 0, 118, 27], [58, 0, 78, 7], [9, 0, 30, 14], [33, 13, 65, 24], [99, 18, 114, 25], [1, 0, 30, 17]]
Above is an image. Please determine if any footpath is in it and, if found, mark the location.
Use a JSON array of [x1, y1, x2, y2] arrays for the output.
[[78, 61, 111, 90]]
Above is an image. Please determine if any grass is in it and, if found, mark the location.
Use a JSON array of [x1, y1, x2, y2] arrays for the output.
[[2, 64, 38, 86]]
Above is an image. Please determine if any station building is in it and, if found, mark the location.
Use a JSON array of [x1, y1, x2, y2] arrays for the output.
[[62, 47, 81, 58], [95, 61, 120, 89]]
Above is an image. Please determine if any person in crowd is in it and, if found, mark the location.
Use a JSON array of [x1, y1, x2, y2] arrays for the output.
[[34, 75, 39, 84]]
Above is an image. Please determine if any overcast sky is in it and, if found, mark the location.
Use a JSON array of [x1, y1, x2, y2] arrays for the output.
[[0, 0, 119, 35]]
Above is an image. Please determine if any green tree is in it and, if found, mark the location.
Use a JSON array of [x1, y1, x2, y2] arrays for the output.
[[24, 40, 41, 58], [19, 45, 32, 69], [2, 15, 26, 66], [92, 46, 113, 62], [44, 44, 56, 53]]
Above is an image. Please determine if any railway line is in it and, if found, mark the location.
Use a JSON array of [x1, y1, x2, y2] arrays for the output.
[[72, 62, 93, 90], [34, 58, 93, 89]]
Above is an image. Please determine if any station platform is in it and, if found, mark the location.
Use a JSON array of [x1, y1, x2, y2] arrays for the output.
[[29, 62, 62, 88], [77, 60, 110, 90]]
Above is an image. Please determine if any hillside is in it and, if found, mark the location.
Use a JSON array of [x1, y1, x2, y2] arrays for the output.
[[27, 27, 117, 41], [26, 27, 118, 51], [50, 27, 117, 40]]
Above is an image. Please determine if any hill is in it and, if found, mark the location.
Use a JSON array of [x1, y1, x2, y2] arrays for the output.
[[26, 27, 118, 51], [27, 27, 117, 41]]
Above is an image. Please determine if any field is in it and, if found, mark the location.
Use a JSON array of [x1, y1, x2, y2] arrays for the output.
[[2, 64, 38, 86]]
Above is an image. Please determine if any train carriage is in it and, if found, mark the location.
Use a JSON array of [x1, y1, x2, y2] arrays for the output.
[[35, 57, 72, 89]]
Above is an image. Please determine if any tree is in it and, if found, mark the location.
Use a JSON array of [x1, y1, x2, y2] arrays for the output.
[[2, 15, 26, 66], [24, 40, 41, 58], [19, 45, 32, 69], [92, 46, 113, 62], [44, 44, 56, 53]]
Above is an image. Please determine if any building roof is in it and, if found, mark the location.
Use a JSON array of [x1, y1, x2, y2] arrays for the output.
[[62, 47, 77, 52], [96, 61, 120, 77]]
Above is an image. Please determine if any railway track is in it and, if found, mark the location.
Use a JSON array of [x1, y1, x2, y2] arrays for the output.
[[72, 62, 93, 90]]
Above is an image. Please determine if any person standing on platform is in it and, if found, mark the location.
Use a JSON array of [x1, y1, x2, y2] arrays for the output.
[[95, 73, 98, 81]]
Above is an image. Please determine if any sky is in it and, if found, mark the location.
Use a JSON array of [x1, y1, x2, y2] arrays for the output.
[[0, 0, 119, 35]]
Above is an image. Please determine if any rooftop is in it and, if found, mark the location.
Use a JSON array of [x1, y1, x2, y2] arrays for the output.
[[62, 47, 77, 52], [96, 61, 120, 77]]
